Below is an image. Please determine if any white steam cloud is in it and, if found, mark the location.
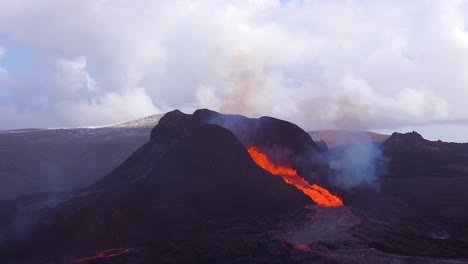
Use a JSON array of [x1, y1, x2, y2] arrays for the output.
[[0, 0, 468, 131]]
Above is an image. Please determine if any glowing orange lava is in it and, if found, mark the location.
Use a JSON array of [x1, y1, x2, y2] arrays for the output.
[[69, 248, 130, 263], [248, 147, 344, 207]]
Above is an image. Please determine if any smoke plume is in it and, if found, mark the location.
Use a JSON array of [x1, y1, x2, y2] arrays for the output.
[[327, 135, 389, 190], [0, 0, 467, 136]]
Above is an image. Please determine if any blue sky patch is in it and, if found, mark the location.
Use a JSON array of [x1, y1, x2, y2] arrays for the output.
[[0, 34, 39, 75]]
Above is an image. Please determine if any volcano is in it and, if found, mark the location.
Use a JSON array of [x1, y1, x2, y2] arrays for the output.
[[1, 110, 467, 263], [89, 109, 331, 192], [0, 109, 330, 262]]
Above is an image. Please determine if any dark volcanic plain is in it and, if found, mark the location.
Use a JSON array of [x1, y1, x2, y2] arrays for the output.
[[0, 109, 467, 264]]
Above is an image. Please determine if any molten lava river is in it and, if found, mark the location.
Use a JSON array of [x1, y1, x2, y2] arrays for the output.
[[248, 147, 343, 207]]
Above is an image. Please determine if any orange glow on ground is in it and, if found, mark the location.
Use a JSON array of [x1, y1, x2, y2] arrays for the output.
[[248, 147, 344, 207], [69, 248, 130, 263]]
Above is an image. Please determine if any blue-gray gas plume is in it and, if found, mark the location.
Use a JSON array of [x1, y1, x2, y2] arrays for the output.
[[327, 139, 388, 191]]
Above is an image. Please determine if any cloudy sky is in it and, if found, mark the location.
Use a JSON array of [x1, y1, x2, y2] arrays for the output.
[[0, 0, 468, 142]]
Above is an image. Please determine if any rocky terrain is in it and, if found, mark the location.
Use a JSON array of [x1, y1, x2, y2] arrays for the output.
[[0, 110, 467, 263], [328, 131, 468, 261], [0, 109, 322, 263]]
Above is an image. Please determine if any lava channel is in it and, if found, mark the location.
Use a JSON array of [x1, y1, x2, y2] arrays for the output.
[[248, 146, 343, 207]]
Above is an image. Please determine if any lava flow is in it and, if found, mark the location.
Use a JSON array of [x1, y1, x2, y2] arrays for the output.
[[248, 147, 343, 207], [68, 248, 130, 263]]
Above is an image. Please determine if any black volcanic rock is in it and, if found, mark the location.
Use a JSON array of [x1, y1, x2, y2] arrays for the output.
[[383, 131, 428, 151], [3, 110, 468, 263], [151, 109, 322, 164], [343, 130, 468, 256], [93, 109, 328, 189], [382, 131, 468, 178], [149, 124, 310, 216], [1, 112, 315, 261], [149, 109, 329, 185], [193, 109, 320, 157]]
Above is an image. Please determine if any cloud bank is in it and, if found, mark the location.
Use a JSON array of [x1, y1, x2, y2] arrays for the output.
[[0, 0, 468, 131]]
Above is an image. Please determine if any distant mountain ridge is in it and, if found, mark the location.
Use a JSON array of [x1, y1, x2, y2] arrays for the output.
[[0, 114, 163, 200], [308, 130, 390, 148], [0, 114, 162, 137], [383, 131, 468, 178]]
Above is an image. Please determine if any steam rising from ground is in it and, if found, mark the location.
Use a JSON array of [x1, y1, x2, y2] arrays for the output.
[[327, 134, 388, 190], [1, 1, 468, 132]]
